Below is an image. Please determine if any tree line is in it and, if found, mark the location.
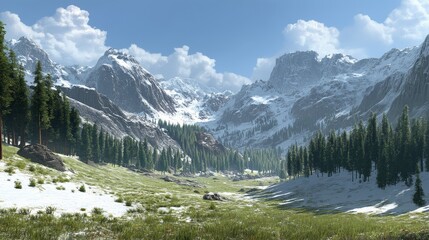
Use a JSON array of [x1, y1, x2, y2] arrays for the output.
[[281, 106, 428, 190]]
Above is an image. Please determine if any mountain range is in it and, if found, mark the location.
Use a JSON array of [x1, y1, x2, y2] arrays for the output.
[[8, 35, 429, 152]]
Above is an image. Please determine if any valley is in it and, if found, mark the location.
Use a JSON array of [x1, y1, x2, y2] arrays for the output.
[[1, 144, 429, 239]]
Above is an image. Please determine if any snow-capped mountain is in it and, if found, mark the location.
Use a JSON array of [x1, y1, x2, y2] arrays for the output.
[[9, 34, 429, 152], [159, 77, 231, 122], [7, 37, 182, 150], [8, 36, 90, 87], [203, 41, 422, 149], [86, 49, 175, 115]]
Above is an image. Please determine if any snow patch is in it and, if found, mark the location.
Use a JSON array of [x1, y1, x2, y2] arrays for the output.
[[0, 169, 128, 217], [262, 170, 429, 215]]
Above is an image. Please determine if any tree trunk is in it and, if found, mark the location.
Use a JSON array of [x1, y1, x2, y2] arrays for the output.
[[19, 128, 25, 148], [0, 116, 3, 160], [38, 115, 42, 145]]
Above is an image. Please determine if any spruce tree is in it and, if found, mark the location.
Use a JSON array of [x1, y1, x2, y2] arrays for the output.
[[0, 21, 12, 159], [413, 168, 426, 207], [31, 61, 50, 145], [6, 51, 29, 147]]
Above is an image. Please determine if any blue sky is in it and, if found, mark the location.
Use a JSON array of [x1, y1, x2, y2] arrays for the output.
[[1, 0, 428, 91]]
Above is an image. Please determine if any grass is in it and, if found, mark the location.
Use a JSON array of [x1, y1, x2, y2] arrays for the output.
[[1, 144, 429, 239]]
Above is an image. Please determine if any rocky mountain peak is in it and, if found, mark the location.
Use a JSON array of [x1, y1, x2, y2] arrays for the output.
[[268, 51, 322, 91], [86, 48, 176, 114], [419, 34, 429, 58]]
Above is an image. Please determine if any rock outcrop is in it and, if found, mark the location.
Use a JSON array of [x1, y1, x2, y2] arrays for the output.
[[18, 144, 66, 172]]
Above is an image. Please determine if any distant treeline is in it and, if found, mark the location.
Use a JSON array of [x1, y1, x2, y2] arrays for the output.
[[282, 106, 428, 190]]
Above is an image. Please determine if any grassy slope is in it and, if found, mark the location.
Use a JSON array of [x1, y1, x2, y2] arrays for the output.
[[1, 144, 429, 240]]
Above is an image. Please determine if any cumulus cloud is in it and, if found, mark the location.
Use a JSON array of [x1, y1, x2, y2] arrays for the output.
[[283, 20, 341, 58], [0, 5, 108, 66], [251, 57, 275, 81], [253, 0, 429, 81], [125, 45, 251, 92]]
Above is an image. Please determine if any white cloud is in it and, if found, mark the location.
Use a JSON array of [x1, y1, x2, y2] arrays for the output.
[[125, 45, 251, 92], [253, 0, 429, 81], [252, 57, 275, 81], [0, 5, 108, 66], [283, 20, 341, 58]]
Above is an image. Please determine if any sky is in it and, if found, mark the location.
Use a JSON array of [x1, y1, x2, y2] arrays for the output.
[[1, 0, 428, 92]]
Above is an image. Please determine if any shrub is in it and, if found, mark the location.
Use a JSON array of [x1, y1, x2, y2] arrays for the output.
[[28, 165, 36, 172], [37, 178, 45, 184], [45, 206, 56, 215], [18, 208, 31, 215], [125, 200, 132, 207], [79, 185, 86, 192], [14, 180, 22, 189], [5, 166, 15, 175], [92, 207, 103, 215], [56, 185, 66, 190], [29, 178, 36, 187], [115, 196, 124, 203]]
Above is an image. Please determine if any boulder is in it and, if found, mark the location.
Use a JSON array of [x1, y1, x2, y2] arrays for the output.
[[203, 192, 224, 201], [17, 144, 66, 172]]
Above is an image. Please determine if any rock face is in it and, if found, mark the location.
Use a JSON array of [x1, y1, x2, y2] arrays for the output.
[[18, 145, 66, 172], [196, 132, 226, 154], [86, 49, 176, 114], [61, 86, 181, 150], [204, 44, 421, 150]]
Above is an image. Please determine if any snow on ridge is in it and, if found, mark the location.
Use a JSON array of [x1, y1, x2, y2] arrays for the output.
[[262, 170, 429, 215]]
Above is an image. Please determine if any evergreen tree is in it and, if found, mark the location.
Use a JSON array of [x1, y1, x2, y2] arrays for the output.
[[413, 168, 426, 207], [364, 113, 378, 181], [69, 107, 80, 155], [91, 124, 100, 163], [5, 51, 30, 147], [0, 21, 12, 159], [31, 61, 50, 145]]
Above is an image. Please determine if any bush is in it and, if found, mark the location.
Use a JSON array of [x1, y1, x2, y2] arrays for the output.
[[14, 180, 22, 189], [56, 185, 66, 191], [79, 185, 86, 192], [29, 178, 36, 187], [37, 178, 45, 184], [45, 206, 56, 215], [52, 175, 69, 183], [115, 196, 124, 203], [5, 166, 15, 175], [18, 208, 31, 215], [28, 165, 36, 172], [125, 200, 132, 207], [92, 207, 103, 215]]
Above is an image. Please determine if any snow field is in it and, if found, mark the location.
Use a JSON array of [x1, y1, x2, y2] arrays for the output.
[[263, 169, 429, 215]]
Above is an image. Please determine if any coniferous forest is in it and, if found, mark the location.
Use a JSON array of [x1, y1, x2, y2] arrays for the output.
[[281, 108, 429, 191]]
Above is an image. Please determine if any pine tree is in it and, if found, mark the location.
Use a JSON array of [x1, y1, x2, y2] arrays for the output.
[[364, 113, 378, 181], [413, 168, 426, 207], [31, 61, 50, 145], [397, 106, 413, 185], [69, 107, 80, 155], [0, 21, 12, 159], [5, 51, 30, 147]]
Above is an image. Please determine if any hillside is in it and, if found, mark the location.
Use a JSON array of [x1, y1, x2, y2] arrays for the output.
[[261, 170, 429, 215], [1, 144, 429, 239]]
